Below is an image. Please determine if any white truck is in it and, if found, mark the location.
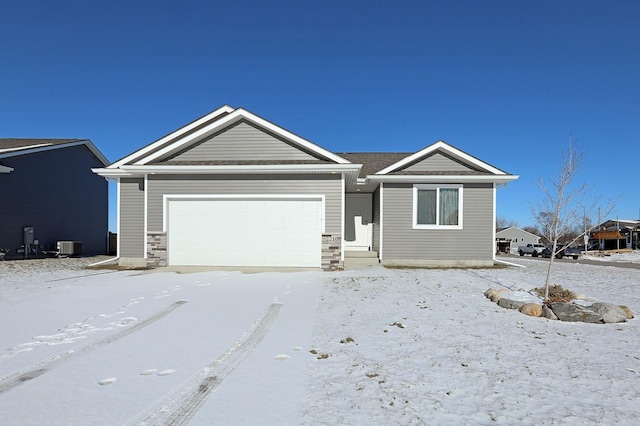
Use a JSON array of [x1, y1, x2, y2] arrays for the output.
[[517, 243, 545, 257]]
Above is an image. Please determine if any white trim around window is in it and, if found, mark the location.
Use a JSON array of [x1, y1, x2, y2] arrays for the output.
[[412, 184, 463, 230]]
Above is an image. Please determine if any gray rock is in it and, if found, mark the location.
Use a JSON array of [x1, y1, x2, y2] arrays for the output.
[[498, 298, 526, 310], [542, 304, 558, 320], [547, 303, 603, 323], [589, 303, 628, 324]]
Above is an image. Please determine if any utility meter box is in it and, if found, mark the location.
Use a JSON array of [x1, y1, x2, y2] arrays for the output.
[[23, 227, 34, 245]]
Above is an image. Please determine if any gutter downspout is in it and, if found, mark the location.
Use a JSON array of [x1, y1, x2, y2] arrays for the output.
[[494, 258, 526, 268], [88, 256, 120, 267], [494, 180, 513, 260]]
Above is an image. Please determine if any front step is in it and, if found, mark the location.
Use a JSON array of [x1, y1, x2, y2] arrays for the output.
[[344, 250, 378, 258], [344, 251, 379, 268]]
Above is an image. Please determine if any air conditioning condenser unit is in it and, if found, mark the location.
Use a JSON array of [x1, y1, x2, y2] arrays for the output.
[[57, 241, 83, 256]]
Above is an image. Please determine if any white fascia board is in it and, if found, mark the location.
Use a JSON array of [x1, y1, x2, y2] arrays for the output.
[[135, 109, 244, 164], [122, 163, 361, 174], [137, 108, 352, 165], [108, 105, 236, 169], [0, 164, 14, 173], [232, 109, 352, 164], [108, 164, 362, 184], [367, 174, 519, 184], [377, 140, 507, 175], [93, 164, 362, 181], [92, 168, 132, 178]]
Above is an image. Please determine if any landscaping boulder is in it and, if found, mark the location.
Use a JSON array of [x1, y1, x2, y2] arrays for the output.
[[484, 288, 503, 303], [619, 305, 635, 319], [498, 298, 526, 310], [589, 303, 628, 324], [541, 304, 558, 320], [547, 303, 603, 323], [519, 303, 542, 317], [485, 288, 633, 325]]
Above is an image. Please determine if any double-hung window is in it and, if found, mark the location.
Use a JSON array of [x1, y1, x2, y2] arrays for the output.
[[413, 184, 463, 229]]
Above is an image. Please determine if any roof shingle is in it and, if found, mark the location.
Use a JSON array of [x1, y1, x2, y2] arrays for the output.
[[0, 138, 83, 151], [337, 152, 411, 178]]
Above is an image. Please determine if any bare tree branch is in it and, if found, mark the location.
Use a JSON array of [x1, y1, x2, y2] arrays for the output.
[[530, 134, 616, 302]]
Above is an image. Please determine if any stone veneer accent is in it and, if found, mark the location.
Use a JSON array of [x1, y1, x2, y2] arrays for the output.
[[147, 232, 167, 267], [322, 233, 343, 271]]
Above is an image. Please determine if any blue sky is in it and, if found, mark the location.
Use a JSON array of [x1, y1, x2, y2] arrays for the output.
[[2, 0, 638, 232]]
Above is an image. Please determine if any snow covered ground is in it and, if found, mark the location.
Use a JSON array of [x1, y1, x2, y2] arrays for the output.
[[1, 254, 639, 425], [581, 250, 640, 264]]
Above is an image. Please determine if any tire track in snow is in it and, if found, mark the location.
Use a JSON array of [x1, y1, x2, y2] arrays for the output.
[[131, 302, 283, 426], [0, 300, 188, 395], [45, 269, 121, 282]]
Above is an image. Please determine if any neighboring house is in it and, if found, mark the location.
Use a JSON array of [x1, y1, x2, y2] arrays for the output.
[[0, 139, 109, 256], [93, 106, 517, 270], [591, 219, 640, 250], [496, 226, 541, 249]]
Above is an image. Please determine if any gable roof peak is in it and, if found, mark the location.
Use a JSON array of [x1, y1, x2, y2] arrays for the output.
[[112, 105, 352, 167], [375, 139, 507, 176], [0, 138, 108, 166], [496, 226, 541, 238], [108, 105, 236, 168]]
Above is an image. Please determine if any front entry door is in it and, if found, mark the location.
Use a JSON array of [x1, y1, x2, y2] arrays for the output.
[[344, 193, 372, 251]]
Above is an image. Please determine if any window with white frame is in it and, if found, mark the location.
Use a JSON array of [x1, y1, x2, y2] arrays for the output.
[[413, 184, 463, 229]]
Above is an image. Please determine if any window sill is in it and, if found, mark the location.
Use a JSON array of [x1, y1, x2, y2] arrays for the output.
[[413, 224, 463, 230]]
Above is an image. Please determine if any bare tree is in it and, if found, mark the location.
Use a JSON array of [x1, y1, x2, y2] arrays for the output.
[[522, 225, 542, 237], [496, 216, 518, 229], [530, 134, 615, 302]]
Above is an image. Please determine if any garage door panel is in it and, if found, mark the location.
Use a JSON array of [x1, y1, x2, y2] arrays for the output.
[[167, 198, 322, 267]]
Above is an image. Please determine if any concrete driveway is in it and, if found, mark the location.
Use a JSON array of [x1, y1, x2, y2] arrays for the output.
[[0, 262, 324, 425]]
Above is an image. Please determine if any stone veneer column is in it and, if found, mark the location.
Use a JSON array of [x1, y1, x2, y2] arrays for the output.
[[322, 233, 343, 271], [147, 232, 167, 267]]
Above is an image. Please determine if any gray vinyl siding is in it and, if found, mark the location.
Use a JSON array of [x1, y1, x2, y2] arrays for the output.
[[372, 186, 381, 253], [119, 178, 145, 258], [403, 152, 480, 173], [146, 174, 342, 233], [381, 183, 494, 260], [0, 145, 108, 254], [166, 121, 319, 162]]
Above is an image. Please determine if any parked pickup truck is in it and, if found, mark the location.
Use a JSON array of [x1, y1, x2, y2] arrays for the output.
[[541, 244, 580, 260], [517, 243, 546, 257]]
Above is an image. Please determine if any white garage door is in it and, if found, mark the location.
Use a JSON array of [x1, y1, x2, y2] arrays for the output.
[[167, 198, 322, 267]]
